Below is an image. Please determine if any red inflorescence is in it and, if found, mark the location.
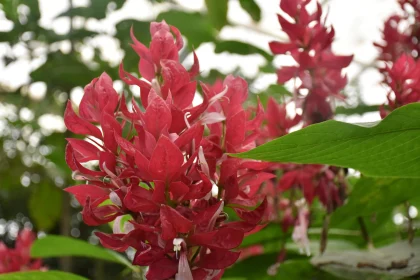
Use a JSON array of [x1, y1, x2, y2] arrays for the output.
[[64, 21, 269, 280], [376, 0, 420, 118], [269, 0, 352, 125], [379, 54, 420, 118], [0, 229, 44, 273], [375, 0, 420, 63]]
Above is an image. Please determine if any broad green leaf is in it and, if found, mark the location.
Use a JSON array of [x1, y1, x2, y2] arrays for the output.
[[205, 0, 228, 30], [29, 183, 62, 231], [311, 238, 420, 279], [31, 235, 136, 271], [331, 177, 420, 224], [0, 271, 87, 280], [214, 40, 272, 60], [239, 0, 261, 21], [224, 258, 339, 279], [157, 11, 215, 48], [234, 103, 420, 178]]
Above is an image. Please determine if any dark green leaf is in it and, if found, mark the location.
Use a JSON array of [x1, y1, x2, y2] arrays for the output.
[[30, 52, 100, 92], [239, 0, 261, 21], [31, 235, 137, 271], [157, 11, 215, 48], [224, 258, 340, 279], [56, 0, 125, 19], [205, 0, 229, 30], [335, 104, 380, 116], [29, 183, 62, 231], [234, 103, 420, 178], [214, 40, 272, 60], [0, 271, 88, 280], [331, 177, 420, 224]]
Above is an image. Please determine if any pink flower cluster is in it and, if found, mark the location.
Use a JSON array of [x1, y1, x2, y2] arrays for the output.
[[269, 0, 353, 125], [0, 229, 44, 273], [374, 0, 420, 63], [379, 54, 420, 118], [376, 0, 420, 117], [64, 21, 268, 280]]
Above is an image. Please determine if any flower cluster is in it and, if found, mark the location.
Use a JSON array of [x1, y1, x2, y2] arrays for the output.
[[376, 0, 420, 117], [238, 0, 351, 263], [64, 21, 268, 280], [0, 229, 44, 273], [374, 0, 420, 63], [269, 0, 353, 125], [379, 54, 420, 118]]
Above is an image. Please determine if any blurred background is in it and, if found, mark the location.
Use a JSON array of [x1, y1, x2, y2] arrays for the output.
[[0, 0, 405, 278]]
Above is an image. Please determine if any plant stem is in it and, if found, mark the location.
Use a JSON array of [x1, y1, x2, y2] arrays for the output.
[[320, 213, 330, 254], [405, 201, 415, 244], [357, 216, 373, 248]]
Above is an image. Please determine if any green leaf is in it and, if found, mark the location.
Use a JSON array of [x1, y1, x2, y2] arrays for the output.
[[205, 0, 228, 30], [56, 0, 125, 19], [331, 177, 420, 224], [234, 103, 420, 178], [311, 238, 420, 279], [29, 184, 62, 231], [31, 52, 100, 92], [0, 271, 88, 280], [335, 104, 380, 116], [31, 235, 136, 270], [214, 40, 272, 60], [157, 11, 215, 48], [224, 258, 339, 279], [239, 0, 261, 21], [241, 224, 284, 248]]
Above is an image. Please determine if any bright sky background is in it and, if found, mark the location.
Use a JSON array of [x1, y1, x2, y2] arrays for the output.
[[0, 0, 402, 127]]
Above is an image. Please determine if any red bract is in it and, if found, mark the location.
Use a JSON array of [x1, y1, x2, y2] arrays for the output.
[[0, 229, 44, 273], [379, 54, 420, 118], [269, 0, 352, 124], [375, 0, 420, 63], [64, 20, 268, 280], [376, 1, 420, 117]]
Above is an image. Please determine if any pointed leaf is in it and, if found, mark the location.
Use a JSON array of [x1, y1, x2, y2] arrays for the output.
[[235, 104, 420, 178]]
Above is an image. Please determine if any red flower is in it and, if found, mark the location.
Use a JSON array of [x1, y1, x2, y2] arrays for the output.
[[64, 20, 268, 280], [269, 0, 352, 124], [380, 53, 420, 118], [375, 0, 420, 63], [0, 229, 44, 274]]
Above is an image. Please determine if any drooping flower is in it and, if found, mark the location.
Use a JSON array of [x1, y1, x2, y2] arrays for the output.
[[269, 0, 353, 124]]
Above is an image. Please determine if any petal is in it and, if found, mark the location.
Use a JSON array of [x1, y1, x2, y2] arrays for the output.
[[64, 101, 102, 139], [198, 249, 241, 270], [160, 205, 193, 240], [145, 257, 178, 280], [149, 136, 184, 182]]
